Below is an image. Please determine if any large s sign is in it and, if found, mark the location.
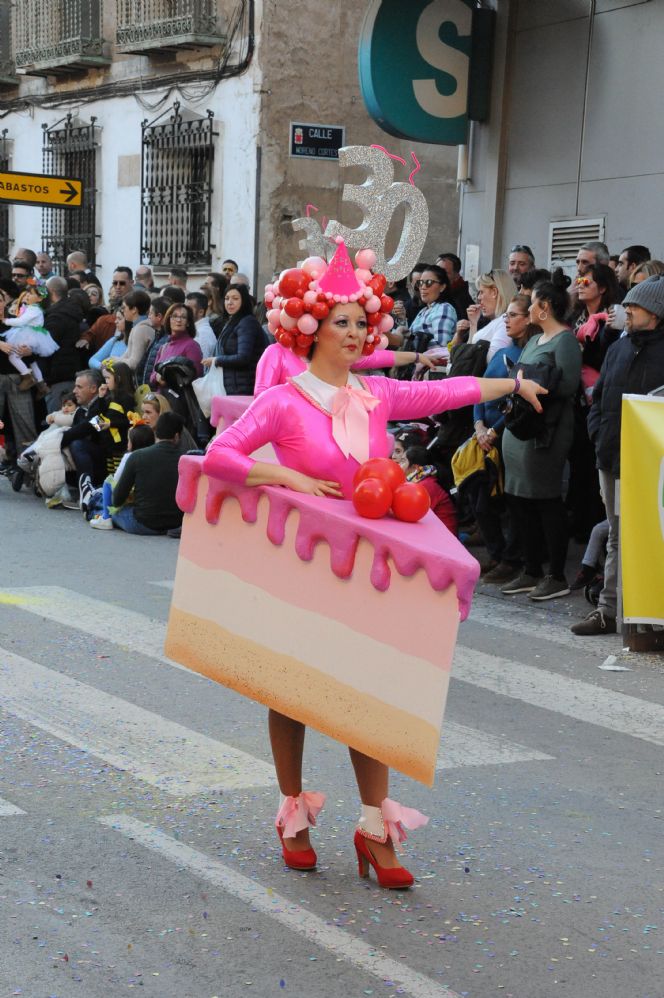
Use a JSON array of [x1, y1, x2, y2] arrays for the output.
[[358, 0, 475, 146]]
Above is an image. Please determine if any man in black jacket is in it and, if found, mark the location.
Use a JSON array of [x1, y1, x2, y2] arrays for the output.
[[43, 276, 84, 413], [57, 368, 106, 504], [101, 412, 183, 535], [572, 276, 664, 635]]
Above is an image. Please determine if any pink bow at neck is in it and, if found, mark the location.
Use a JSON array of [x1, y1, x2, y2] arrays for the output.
[[275, 791, 326, 839], [382, 797, 429, 852], [330, 384, 380, 465]]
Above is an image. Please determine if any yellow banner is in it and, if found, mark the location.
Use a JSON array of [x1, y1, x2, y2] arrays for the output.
[[620, 394, 664, 624]]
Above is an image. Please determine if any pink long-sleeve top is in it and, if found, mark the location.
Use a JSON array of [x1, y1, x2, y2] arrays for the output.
[[150, 332, 203, 385], [204, 375, 481, 499], [254, 342, 401, 396]]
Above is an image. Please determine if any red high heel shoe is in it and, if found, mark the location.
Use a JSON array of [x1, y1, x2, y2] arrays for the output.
[[277, 825, 317, 871], [275, 791, 325, 871], [354, 829, 414, 889], [354, 798, 429, 889]]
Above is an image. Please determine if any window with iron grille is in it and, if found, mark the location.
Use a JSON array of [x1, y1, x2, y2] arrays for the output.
[[42, 113, 99, 272], [140, 102, 216, 268], [0, 130, 9, 260]]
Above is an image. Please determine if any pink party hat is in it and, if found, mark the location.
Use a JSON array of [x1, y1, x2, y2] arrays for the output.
[[317, 238, 362, 299]]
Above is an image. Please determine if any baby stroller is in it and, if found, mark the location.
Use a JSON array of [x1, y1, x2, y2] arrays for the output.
[[154, 356, 204, 442]]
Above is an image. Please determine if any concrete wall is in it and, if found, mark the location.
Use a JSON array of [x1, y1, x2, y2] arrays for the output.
[[460, 0, 664, 272]]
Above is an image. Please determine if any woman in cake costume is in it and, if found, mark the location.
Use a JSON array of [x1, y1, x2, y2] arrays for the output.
[[204, 243, 546, 888]]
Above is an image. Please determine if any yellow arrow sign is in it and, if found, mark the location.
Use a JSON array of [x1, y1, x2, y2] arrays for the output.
[[0, 170, 83, 208]]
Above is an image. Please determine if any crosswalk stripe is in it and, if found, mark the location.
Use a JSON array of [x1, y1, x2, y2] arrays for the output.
[[4, 585, 559, 774], [99, 813, 461, 998], [468, 593, 618, 653], [1, 585, 190, 674], [0, 647, 275, 794], [438, 722, 553, 769], [0, 796, 25, 816], [8, 584, 662, 754], [453, 645, 664, 747]]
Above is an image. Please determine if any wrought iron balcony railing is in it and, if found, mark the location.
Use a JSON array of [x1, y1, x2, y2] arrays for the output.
[[116, 0, 224, 54], [0, 1, 18, 86], [13, 0, 110, 76]]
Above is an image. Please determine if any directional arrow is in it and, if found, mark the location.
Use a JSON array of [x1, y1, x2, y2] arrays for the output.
[[59, 180, 78, 204], [0, 169, 83, 208]]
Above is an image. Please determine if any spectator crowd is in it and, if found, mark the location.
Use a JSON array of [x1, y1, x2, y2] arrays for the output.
[[2, 240, 664, 637]]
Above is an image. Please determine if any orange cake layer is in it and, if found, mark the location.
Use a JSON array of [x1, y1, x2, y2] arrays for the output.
[[166, 606, 440, 786]]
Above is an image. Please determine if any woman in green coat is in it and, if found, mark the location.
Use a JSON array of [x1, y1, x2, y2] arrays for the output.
[[501, 270, 582, 601]]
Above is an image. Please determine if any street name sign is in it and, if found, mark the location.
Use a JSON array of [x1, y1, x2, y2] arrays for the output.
[[0, 170, 83, 208], [290, 123, 345, 160]]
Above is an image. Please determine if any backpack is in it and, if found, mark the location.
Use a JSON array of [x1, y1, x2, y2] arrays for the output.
[[500, 354, 563, 442]]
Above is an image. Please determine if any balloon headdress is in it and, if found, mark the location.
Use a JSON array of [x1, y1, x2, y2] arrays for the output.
[[264, 238, 395, 358]]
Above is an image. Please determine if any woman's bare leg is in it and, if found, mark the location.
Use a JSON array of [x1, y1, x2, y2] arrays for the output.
[[349, 747, 401, 868], [269, 709, 310, 849]]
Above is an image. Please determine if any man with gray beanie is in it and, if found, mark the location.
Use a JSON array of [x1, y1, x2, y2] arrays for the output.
[[572, 276, 664, 636]]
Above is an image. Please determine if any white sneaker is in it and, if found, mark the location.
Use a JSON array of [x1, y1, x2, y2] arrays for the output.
[[90, 516, 113, 530]]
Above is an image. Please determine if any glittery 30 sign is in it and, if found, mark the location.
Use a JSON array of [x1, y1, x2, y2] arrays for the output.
[[292, 145, 429, 283]]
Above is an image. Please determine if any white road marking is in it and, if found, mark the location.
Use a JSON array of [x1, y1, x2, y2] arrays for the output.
[[7, 585, 663, 751], [453, 645, 664, 747], [0, 796, 25, 816], [149, 580, 174, 590], [0, 648, 275, 794], [438, 722, 553, 769], [99, 813, 462, 998], [1, 585, 190, 673], [468, 594, 619, 653], [5, 586, 559, 774]]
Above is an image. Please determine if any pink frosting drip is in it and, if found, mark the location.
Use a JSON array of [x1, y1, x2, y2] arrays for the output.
[[176, 456, 480, 619]]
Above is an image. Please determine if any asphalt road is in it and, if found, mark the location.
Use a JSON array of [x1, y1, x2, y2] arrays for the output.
[[1, 477, 663, 998]]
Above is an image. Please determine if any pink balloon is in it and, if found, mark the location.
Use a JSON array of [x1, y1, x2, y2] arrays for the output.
[[267, 308, 281, 326], [378, 334, 389, 350], [364, 295, 381, 314], [272, 296, 282, 310], [280, 310, 298, 330], [264, 291, 275, 305], [355, 268, 373, 284], [302, 256, 327, 278], [303, 290, 318, 306], [378, 313, 395, 333], [355, 248, 377, 270], [297, 313, 318, 336]]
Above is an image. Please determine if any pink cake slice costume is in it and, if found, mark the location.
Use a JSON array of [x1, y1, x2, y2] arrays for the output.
[[166, 371, 482, 785]]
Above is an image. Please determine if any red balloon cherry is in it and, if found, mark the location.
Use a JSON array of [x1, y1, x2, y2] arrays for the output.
[[391, 482, 431, 522], [284, 297, 305, 319], [311, 301, 329, 320], [353, 457, 406, 492], [279, 269, 309, 298], [352, 477, 393, 519], [369, 274, 387, 296]]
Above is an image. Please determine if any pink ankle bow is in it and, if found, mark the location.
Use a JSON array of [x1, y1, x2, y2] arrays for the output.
[[275, 791, 326, 839], [331, 384, 380, 465], [382, 798, 429, 850]]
